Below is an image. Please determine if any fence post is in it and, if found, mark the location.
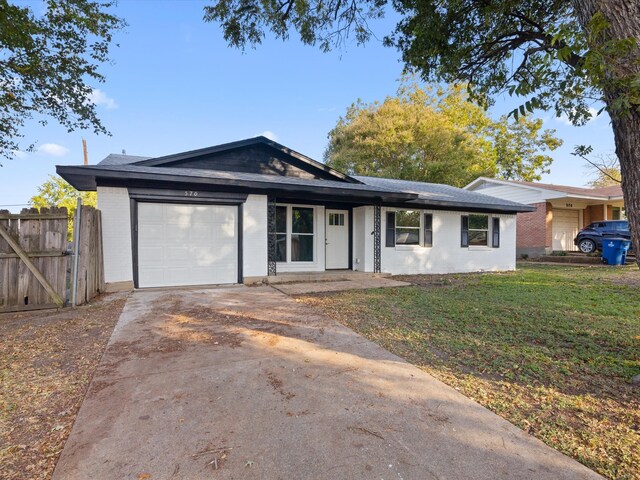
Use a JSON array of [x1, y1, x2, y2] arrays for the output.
[[71, 198, 82, 307]]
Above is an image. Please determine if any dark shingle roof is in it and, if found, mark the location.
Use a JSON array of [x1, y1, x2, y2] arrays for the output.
[[57, 162, 533, 212], [355, 176, 529, 210], [98, 154, 152, 166], [91, 164, 404, 194]]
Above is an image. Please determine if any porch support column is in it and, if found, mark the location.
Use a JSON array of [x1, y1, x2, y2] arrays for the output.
[[373, 205, 381, 273], [267, 196, 277, 276], [603, 203, 608, 220]]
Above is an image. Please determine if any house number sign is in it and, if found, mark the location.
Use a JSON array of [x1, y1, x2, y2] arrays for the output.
[[184, 191, 199, 197]]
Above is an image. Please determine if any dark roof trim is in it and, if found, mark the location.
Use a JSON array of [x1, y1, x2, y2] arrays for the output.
[[56, 164, 534, 213], [130, 136, 362, 184], [403, 199, 535, 213], [56, 165, 417, 203]]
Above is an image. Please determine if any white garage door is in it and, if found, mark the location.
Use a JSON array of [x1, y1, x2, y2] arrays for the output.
[[137, 203, 237, 288], [552, 209, 580, 251]]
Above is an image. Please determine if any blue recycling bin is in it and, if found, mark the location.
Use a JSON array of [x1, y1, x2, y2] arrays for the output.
[[601, 238, 632, 265]]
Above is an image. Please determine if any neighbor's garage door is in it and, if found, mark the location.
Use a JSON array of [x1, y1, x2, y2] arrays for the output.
[[137, 203, 237, 288], [552, 208, 580, 251]]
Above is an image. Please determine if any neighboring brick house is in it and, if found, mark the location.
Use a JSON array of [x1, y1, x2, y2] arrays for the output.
[[464, 178, 624, 257]]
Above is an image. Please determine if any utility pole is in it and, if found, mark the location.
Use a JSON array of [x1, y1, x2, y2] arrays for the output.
[[82, 138, 89, 165]]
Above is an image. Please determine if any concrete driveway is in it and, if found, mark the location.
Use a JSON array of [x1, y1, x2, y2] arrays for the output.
[[53, 286, 601, 480]]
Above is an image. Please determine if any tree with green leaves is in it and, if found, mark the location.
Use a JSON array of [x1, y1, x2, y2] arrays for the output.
[[204, 0, 640, 264], [30, 175, 96, 239], [325, 83, 561, 187], [0, 0, 125, 163]]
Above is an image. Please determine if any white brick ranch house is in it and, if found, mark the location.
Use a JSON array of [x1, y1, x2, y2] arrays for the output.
[[57, 137, 532, 289]]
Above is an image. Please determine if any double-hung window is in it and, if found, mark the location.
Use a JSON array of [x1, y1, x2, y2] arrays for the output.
[[385, 210, 434, 247], [468, 214, 489, 246], [396, 211, 421, 245], [276, 205, 315, 263], [461, 214, 499, 247]]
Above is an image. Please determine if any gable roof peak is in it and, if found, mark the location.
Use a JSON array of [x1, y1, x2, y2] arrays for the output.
[[130, 136, 362, 184], [465, 176, 623, 199]]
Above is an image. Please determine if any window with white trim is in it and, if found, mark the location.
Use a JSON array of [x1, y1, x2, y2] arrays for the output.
[[329, 212, 345, 226], [395, 211, 421, 245], [468, 214, 489, 246], [276, 205, 315, 263], [291, 207, 314, 261], [385, 210, 434, 247]]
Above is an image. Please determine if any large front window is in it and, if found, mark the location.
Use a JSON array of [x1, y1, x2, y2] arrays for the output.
[[468, 214, 489, 246], [276, 205, 315, 263]]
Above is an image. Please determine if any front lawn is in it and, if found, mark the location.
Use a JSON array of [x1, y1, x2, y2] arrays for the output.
[[299, 264, 640, 480]]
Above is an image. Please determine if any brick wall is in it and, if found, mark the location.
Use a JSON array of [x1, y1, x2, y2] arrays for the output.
[[584, 204, 605, 224], [583, 206, 591, 226], [516, 202, 551, 257]]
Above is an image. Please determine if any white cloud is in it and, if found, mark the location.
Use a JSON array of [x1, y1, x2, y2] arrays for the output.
[[12, 150, 28, 159], [89, 89, 118, 110], [557, 107, 599, 126], [257, 130, 279, 141], [318, 106, 337, 113], [39, 143, 69, 157]]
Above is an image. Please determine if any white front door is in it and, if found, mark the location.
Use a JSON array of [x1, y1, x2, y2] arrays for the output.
[[325, 209, 349, 269], [137, 203, 238, 287]]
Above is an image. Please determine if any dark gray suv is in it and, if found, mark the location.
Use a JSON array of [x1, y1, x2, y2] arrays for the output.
[[574, 220, 630, 253]]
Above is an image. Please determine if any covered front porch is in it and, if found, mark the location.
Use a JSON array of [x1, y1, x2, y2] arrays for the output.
[[263, 198, 383, 278], [548, 197, 625, 251]]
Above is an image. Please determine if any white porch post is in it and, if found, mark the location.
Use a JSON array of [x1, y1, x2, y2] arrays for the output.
[[603, 203, 608, 220]]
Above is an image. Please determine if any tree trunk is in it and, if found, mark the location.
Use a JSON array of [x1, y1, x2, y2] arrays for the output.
[[572, 0, 640, 266]]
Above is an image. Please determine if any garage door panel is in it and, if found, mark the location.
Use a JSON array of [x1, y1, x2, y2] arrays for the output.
[[165, 227, 189, 243], [552, 209, 580, 251], [137, 203, 238, 287], [138, 246, 164, 264], [138, 224, 163, 243], [140, 203, 164, 220], [138, 268, 164, 287], [165, 246, 191, 262], [191, 223, 214, 241]]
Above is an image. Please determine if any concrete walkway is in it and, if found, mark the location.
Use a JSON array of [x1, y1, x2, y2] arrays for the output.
[[273, 277, 412, 295], [53, 286, 601, 480]]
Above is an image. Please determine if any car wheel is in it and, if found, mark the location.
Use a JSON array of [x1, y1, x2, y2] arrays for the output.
[[578, 239, 596, 254]]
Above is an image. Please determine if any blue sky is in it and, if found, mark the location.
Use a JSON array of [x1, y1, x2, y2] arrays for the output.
[[1, 1, 616, 209]]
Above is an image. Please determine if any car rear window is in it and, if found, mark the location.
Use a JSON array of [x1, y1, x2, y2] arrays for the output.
[[615, 222, 629, 230]]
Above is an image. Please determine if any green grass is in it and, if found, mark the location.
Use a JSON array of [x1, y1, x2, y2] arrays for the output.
[[300, 264, 640, 480]]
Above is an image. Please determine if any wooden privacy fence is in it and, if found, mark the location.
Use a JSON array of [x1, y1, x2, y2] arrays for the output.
[[0, 208, 68, 312], [73, 206, 105, 306], [0, 205, 105, 313]]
